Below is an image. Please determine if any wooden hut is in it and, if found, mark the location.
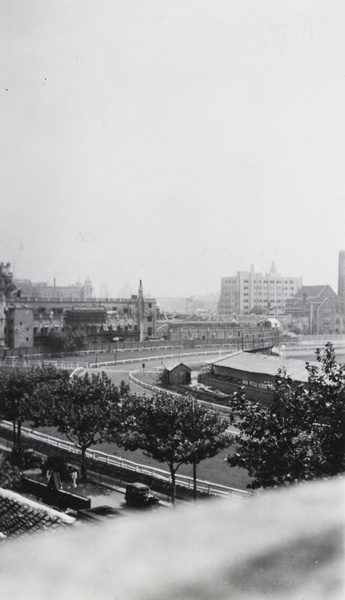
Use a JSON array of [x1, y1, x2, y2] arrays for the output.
[[164, 362, 192, 386]]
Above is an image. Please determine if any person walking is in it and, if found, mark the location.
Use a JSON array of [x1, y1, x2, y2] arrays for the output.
[[71, 468, 78, 489]]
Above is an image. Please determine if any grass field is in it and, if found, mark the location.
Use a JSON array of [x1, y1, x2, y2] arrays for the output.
[[31, 423, 252, 491]]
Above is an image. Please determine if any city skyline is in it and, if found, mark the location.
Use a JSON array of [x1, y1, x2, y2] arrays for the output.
[[1, 1, 345, 297]]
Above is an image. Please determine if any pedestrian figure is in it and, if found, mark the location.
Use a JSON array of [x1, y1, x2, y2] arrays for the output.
[[71, 468, 78, 488]]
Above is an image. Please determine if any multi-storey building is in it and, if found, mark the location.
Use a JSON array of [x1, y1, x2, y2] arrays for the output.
[[0, 262, 16, 347], [13, 277, 94, 301], [1, 267, 157, 349], [218, 262, 303, 316], [6, 306, 34, 349], [29, 280, 157, 343]]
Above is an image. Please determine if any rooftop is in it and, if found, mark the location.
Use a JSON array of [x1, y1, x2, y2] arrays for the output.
[[211, 351, 316, 382], [0, 487, 75, 542]]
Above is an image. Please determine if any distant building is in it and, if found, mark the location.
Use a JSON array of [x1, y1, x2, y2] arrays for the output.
[[13, 277, 94, 301], [338, 250, 345, 315], [0, 265, 157, 350], [6, 306, 34, 349], [158, 294, 218, 316], [285, 285, 339, 334], [0, 262, 16, 347], [218, 263, 302, 316]]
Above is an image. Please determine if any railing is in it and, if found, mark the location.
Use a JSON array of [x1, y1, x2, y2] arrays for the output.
[[1, 357, 89, 370], [0, 421, 250, 501], [129, 370, 232, 415], [89, 348, 231, 369]]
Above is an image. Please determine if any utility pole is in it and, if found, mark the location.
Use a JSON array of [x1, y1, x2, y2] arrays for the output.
[[192, 397, 197, 502], [138, 280, 144, 342]]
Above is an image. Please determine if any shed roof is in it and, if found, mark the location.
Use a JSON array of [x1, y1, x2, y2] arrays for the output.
[[0, 487, 75, 542], [164, 362, 192, 373], [211, 351, 315, 383]]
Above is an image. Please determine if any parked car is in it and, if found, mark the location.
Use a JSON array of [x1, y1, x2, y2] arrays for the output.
[[125, 483, 159, 508]]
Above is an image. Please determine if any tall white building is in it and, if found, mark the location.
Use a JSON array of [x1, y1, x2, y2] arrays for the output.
[[218, 262, 303, 316]]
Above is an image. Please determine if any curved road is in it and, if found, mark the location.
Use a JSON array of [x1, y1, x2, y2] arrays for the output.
[[88, 353, 251, 491]]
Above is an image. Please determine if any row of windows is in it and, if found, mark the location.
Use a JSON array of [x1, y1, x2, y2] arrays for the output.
[[224, 279, 298, 287]]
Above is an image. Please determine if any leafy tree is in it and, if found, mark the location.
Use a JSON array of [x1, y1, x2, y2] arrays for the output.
[[34, 372, 129, 480], [227, 343, 345, 489], [116, 391, 231, 504], [45, 327, 88, 353], [0, 451, 22, 490], [0, 366, 67, 454]]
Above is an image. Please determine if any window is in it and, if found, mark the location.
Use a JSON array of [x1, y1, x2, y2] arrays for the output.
[[147, 316, 152, 322]]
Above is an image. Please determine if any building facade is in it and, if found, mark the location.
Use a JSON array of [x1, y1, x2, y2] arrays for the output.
[[1, 267, 157, 349], [285, 285, 340, 334], [0, 263, 16, 347], [6, 306, 34, 349], [218, 262, 302, 316], [13, 277, 94, 301], [29, 281, 157, 343], [338, 250, 345, 315]]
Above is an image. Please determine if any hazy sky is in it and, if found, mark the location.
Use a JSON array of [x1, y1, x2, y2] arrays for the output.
[[1, 1, 345, 297]]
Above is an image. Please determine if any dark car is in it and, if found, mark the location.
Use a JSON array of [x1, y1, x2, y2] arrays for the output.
[[125, 483, 159, 508]]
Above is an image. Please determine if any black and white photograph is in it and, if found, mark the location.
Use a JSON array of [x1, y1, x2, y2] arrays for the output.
[[0, 1, 344, 598]]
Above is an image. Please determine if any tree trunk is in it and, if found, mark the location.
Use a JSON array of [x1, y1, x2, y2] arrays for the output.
[[81, 446, 87, 480], [17, 420, 22, 446], [170, 466, 176, 505]]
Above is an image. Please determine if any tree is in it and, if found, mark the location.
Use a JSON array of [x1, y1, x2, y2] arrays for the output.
[[0, 366, 68, 457], [34, 372, 129, 480], [45, 327, 88, 353], [0, 451, 22, 490], [117, 391, 231, 504], [227, 343, 345, 489]]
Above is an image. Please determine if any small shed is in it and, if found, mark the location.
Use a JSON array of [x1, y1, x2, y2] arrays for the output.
[[164, 362, 192, 386]]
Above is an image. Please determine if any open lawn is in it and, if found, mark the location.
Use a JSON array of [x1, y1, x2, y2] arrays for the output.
[[31, 423, 252, 491]]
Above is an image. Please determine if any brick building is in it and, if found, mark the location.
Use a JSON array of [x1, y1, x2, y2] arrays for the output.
[[285, 285, 339, 335]]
